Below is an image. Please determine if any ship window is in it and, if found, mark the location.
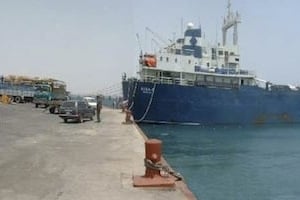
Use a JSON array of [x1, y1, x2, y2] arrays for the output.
[[215, 78, 222, 83], [160, 56, 163, 61], [188, 60, 191, 64], [166, 57, 169, 62], [225, 51, 229, 62], [211, 48, 216, 60], [241, 79, 244, 85], [163, 71, 171, 77], [175, 58, 177, 63], [206, 76, 213, 82], [218, 51, 223, 56], [230, 52, 234, 56]]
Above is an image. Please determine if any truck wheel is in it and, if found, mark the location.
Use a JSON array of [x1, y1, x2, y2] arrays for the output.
[[35, 103, 39, 108], [14, 96, 22, 103], [78, 115, 84, 123], [64, 119, 68, 123], [49, 107, 56, 114]]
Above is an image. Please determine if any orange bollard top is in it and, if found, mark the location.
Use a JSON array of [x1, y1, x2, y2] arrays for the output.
[[145, 139, 162, 163], [146, 139, 162, 144]]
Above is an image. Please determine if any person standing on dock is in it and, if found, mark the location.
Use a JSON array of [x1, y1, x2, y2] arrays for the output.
[[113, 99, 116, 109], [96, 95, 102, 122]]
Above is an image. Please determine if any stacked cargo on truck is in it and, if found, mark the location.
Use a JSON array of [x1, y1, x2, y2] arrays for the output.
[[33, 79, 68, 113], [0, 75, 37, 103]]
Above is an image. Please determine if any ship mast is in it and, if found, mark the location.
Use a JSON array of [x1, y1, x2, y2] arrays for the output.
[[222, 0, 241, 46]]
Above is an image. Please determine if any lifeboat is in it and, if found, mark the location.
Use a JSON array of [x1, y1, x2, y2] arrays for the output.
[[143, 54, 157, 67]]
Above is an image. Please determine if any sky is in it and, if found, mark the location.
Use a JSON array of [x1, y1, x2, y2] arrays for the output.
[[1, 0, 300, 94]]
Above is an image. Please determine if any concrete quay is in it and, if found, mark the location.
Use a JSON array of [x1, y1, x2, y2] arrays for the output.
[[0, 103, 196, 200]]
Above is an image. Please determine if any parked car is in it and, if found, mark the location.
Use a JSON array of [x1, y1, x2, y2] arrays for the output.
[[83, 96, 97, 109], [59, 100, 95, 123]]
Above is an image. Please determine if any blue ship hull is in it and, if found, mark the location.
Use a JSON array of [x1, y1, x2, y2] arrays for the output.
[[122, 80, 129, 101], [124, 81, 300, 125]]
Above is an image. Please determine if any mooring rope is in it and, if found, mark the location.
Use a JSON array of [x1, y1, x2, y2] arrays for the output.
[[127, 81, 138, 110], [135, 83, 156, 123], [144, 158, 183, 181]]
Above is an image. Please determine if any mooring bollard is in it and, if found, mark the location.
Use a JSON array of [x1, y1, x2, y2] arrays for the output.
[[133, 139, 175, 187], [145, 139, 162, 178], [122, 109, 133, 124]]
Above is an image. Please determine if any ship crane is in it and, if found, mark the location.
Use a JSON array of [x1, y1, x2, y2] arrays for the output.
[[222, 0, 241, 46], [145, 27, 170, 47], [136, 33, 142, 53], [151, 38, 161, 52]]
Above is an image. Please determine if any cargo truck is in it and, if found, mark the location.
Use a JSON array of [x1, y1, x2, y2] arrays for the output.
[[0, 82, 36, 103], [33, 79, 68, 114]]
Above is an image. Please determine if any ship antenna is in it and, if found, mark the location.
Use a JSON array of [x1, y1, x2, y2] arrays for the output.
[[227, 0, 231, 19], [216, 22, 219, 67], [181, 18, 184, 37], [136, 33, 142, 55]]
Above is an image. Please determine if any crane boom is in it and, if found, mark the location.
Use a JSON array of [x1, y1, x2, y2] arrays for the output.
[[222, 0, 241, 46], [145, 27, 169, 46]]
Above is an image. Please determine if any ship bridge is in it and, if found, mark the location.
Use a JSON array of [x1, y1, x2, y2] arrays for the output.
[[182, 23, 202, 58]]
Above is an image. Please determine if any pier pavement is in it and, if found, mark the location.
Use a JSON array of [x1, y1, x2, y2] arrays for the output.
[[0, 103, 195, 200]]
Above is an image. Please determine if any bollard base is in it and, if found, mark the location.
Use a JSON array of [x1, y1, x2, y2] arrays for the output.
[[122, 109, 133, 124], [122, 120, 133, 125], [133, 175, 175, 187]]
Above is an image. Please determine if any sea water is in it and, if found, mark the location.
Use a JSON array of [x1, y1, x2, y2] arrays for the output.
[[139, 124, 300, 200]]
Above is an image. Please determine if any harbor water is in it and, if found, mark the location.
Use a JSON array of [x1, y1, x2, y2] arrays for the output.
[[140, 124, 300, 200]]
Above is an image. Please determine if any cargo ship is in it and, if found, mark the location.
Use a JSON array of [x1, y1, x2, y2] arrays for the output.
[[122, 1, 300, 125]]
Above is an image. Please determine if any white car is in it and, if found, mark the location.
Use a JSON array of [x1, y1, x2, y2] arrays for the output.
[[83, 96, 97, 109]]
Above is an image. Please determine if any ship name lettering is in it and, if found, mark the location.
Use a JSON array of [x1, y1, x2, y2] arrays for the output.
[[141, 87, 153, 94]]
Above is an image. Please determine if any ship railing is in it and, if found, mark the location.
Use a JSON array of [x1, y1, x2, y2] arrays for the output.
[[237, 69, 256, 76], [255, 78, 271, 90], [142, 75, 240, 89], [142, 75, 182, 85], [196, 67, 256, 76], [194, 80, 240, 89], [180, 80, 195, 86]]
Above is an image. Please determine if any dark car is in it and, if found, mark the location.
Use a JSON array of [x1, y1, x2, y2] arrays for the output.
[[59, 100, 95, 123]]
